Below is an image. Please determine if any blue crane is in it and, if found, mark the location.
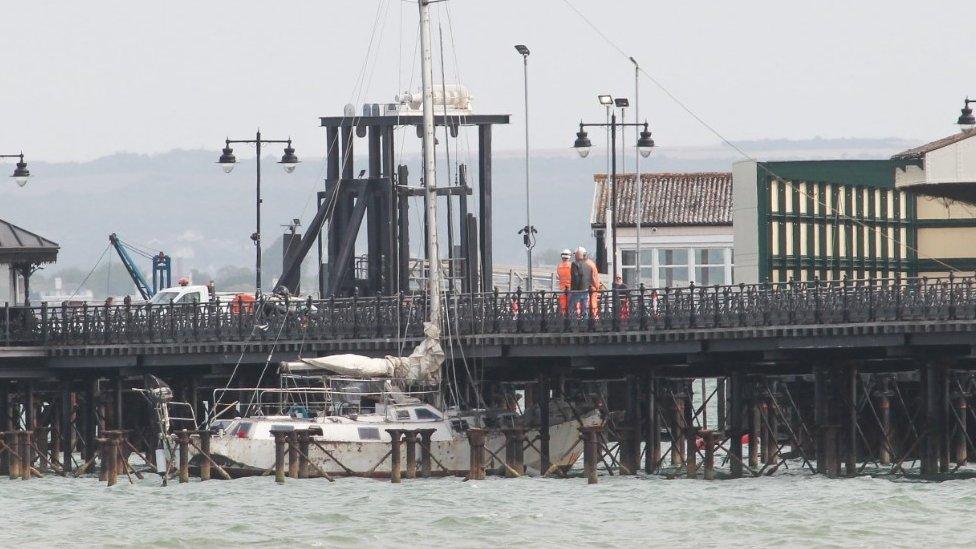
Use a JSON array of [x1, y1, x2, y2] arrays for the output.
[[108, 233, 172, 300]]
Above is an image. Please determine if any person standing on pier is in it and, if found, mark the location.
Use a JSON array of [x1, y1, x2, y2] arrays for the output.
[[556, 249, 573, 314], [570, 247, 599, 318]]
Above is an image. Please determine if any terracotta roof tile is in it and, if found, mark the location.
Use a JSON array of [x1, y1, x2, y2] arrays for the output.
[[591, 172, 732, 227]]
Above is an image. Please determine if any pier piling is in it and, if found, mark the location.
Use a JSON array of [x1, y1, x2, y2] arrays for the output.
[[386, 429, 403, 483], [466, 428, 486, 481], [404, 430, 418, 479], [272, 430, 287, 484]]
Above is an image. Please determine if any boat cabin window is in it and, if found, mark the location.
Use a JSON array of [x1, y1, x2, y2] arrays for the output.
[[210, 420, 232, 433], [413, 408, 441, 420], [396, 410, 410, 420], [271, 424, 295, 432], [358, 427, 381, 440]]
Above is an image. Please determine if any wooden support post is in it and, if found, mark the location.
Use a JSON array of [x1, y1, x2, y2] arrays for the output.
[[466, 428, 486, 480], [106, 432, 119, 487], [418, 428, 435, 478], [580, 425, 601, 484], [8, 431, 21, 479], [502, 428, 525, 477], [685, 423, 697, 478], [298, 430, 311, 479], [199, 431, 212, 481], [287, 431, 300, 479], [177, 430, 190, 483], [537, 376, 551, 474], [20, 431, 32, 481], [846, 364, 857, 476], [60, 380, 73, 473], [716, 378, 727, 433], [623, 375, 640, 475], [671, 384, 685, 467], [98, 435, 108, 482], [814, 366, 827, 474], [386, 429, 403, 483], [823, 425, 840, 478], [272, 430, 287, 484], [923, 364, 941, 476], [702, 430, 716, 480], [729, 373, 745, 478], [404, 430, 418, 479], [83, 378, 97, 462], [877, 381, 892, 466], [748, 385, 760, 468], [954, 388, 968, 466], [643, 374, 659, 474]]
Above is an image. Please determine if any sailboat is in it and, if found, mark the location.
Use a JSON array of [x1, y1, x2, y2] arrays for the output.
[[190, 1, 599, 478]]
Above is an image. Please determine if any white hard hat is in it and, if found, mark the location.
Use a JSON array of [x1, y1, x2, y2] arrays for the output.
[[576, 246, 587, 255], [561, 249, 572, 257]]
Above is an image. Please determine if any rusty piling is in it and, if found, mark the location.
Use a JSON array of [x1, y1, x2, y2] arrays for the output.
[[386, 429, 403, 483], [404, 430, 418, 479], [580, 425, 601, 484], [272, 429, 288, 484], [466, 428, 486, 480], [418, 428, 435, 478], [702, 430, 715, 480]]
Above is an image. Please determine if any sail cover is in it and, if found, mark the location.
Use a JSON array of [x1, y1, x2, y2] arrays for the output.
[[280, 322, 445, 384]]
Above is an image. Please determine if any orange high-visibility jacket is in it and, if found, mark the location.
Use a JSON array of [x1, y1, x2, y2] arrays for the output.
[[556, 260, 572, 290]]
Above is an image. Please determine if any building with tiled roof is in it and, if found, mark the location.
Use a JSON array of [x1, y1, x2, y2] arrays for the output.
[[0, 218, 59, 305], [589, 172, 734, 288]]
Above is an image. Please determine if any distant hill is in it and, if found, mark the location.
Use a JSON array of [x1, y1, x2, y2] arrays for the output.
[[0, 137, 917, 297]]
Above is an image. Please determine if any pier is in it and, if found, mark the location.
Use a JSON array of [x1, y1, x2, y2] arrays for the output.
[[2, 274, 976, 482]]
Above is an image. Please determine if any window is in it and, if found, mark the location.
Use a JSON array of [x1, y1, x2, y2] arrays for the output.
[[693, 248, 727, 286], [358, 427, 380, 440], [271, 424, 295, 432], [396, 410, 410, 420], [620, 249, 653, 286], [658, 249, 689, 287], [414, 408, 441, 420], [150, 291, 180, 305], [177, 292, 200, 304]]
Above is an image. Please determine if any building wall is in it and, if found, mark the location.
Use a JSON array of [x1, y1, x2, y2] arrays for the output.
[[733, 160, 913, 283], [613, 226, 733, 288], [925, 134, 976, 183], [915, 193, 976, 274], [732, 161, 760, 284]]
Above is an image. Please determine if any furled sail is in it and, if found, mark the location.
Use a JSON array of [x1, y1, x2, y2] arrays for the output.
[[280, 322, 444, 384]]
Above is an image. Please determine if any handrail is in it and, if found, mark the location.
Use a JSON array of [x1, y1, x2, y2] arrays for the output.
[[2, 275, 974, 347]]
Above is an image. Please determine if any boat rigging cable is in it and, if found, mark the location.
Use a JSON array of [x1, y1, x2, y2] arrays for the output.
[[64, 243, 111, 302], [559, 0, 958, 273]]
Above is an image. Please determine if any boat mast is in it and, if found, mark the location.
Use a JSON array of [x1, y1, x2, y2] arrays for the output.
[[419, 0, 441, 328]]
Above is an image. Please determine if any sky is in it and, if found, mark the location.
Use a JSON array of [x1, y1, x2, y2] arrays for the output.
[[0, 0, 973, 165]]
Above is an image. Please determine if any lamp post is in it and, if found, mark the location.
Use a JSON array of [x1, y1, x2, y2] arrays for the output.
[[959, 97, 976, 131], [515, 44, 536, 291], [573, 105, 654, 283], [217, 130, 299, 296], [1, 152, 30, 187]]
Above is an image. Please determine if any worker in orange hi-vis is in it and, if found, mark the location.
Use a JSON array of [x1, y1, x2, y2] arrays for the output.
[[555, 249, 573, 314], [585, 251, 601, 319]]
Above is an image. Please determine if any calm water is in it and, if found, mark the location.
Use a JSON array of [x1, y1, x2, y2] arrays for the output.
[[2, 469, 975, 547]]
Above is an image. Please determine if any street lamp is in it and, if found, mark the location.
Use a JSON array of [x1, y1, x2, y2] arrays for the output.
[[1, 152, 30, 187], [515, 44, 536, 290], [217, 130, 299, 296], [572, 114, 655, 283], [959, 97, 976, 131]]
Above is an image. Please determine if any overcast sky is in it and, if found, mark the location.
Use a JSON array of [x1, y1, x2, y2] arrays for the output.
[[1, 0, 973, 163]]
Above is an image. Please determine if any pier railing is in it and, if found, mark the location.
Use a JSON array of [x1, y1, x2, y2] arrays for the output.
[[2, 275, 975, 347]]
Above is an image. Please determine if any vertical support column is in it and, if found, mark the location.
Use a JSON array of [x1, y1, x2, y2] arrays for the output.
[[748, 384, 760, 469], [20, 431, 32, 481], [684, 381, 696, 477], [24, 381, 35, 431], [729, 372, 745, 478], [287, 431, 300, 479], [477, 124, 493, 292], [60, 379, 72, 473], [537, 375, 551, 474], [7, 432, 21, 479], [717, 377, 727, 434], [387, 429, 403, 483], [396, 166, 411, 292], [846, 364, 857, 476], [503, 428, 526, 477], [418, 428, 435, 478], [823, 425, 840, 478], [671, 383, 685, 467], [273, 430, 287, 484], [643, 374, 659, 474], [298, 430, 311, 479], [877, 377, 892, 466], [0, 382, 8, 474], [814, 366, 827, 474], [702, 430, 716, 480], [82, 377, 97, 462], [581, 425, 601, 484], [953, 383, 968, 466], [466, 428, 486, 480], [199, 431, 212, 481], [404, 430, 418, 479], [177, 430, 190, 484], [366, 125, 383, 295]]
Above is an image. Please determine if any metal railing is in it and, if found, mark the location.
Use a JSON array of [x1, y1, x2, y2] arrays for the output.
[[2, 275, 975, 347]]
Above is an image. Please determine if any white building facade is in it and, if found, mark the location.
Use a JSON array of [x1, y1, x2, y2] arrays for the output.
[[591, 173, 733, 289]]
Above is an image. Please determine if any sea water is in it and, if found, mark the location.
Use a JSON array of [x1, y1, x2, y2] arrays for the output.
[[1, 467, 975, 547]]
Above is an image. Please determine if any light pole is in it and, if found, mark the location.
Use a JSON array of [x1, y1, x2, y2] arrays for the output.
[[1, 152, 30, 187], [217, 131, 299, 296], [573, 107, 654, 283], [515, 44, 536, 291], [959, 97, 976, 131], [630, 57, 647, 286]]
